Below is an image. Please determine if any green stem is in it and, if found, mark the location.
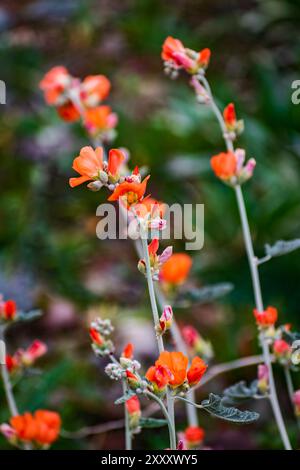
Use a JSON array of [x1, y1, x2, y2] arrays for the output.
[[144, 390, 176, 450], [140, 235, 176, 446], [199, 75, 292, 450], [0, 332, 18, 417], [122, 379, 132, 450]]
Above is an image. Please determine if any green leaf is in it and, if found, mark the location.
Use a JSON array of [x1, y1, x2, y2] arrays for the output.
[[114, 390, 136, 405], [265, 239, 300, 258], [175, 283, 234, 307], [223, 380, 259, 403], [139, 417, 167, 428], [201, 393, 259, 424]]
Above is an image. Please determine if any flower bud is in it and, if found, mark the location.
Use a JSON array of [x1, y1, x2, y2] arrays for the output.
[[126, 370, 140, 390], [293, 390, 300, 417], [87, 180, 103, 192], [156, 305, 173, 335], [257, 364, 269, 394]]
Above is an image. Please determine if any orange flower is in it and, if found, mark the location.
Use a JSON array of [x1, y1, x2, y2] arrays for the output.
[[10, 410, 61, 446], [187, 356, 207, 386], [223, 103, 236, 127], [108, 176, 150, 208], [210, 151, 237, 180], [84, 106, 118, 135], [253, 306, 278, 327], [122, 343, 134, 359], [184, 426, 205, 446], [107, 149, 125, 178], [198, 48, 211, 68], [57, 102, 80, 122], [89, 327, 103, 346], [69, 146, 103, 188], [39, 66, 71, 105], [81, 75, 111, 105], [6, 354, 18, 373], [125, 395, 140, 415], [146, 364, 173, 391], [126, 370, 140, 389], [155, 351, 188, 388], [159, 253, 192, 285], [162, 36, 185, 63], [3, 299, 17, 320]]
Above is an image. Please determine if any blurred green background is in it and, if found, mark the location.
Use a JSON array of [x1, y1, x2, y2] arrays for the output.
[[0, 0, 300, 450]]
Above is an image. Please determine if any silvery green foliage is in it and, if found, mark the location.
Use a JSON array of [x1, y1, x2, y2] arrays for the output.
[[16, 309, 42, 323], [175, 283, 234, 307], [265, 239, 300, 258], [115, 389, 136, 405], [223, 380, 260, 404], [139, 418, 167, 428], [201, 393, 259, 423]]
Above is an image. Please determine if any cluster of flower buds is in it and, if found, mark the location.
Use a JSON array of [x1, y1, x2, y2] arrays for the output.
[[182, 325, 214, 361], [39, 67, 117, 141], [257, 364, 269, 395], [89, 318, 114, 357], [145, 351, 207, 396], [0, 410, 61, 448], [293, 390, 300, 417], [211, 148, 256, 186], [223, 103, 244, 141], [162, 37, 211, 79], [178, 425, 205, 450], [0, 296, 17, 323], [138, 238, 173, 281], [125, 395, 141, 433], [156, 305, 173, 336], [119, 343, 141, 373], [6, 340, 47, 374]]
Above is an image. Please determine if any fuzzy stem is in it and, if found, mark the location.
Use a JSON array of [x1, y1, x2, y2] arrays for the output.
[[144, 390, 176, 450], [199, 75, 292, 450], [0, 332, 19, 417], [140, 235, 176, 447], [122, 379, 132, 450]]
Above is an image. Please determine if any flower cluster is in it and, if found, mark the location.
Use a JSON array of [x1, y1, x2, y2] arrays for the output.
[[145, 351, 207, 395], [162, 37, 211, 78], [182, 325, 214, 361], [89, 318, 115, 357], [39, 67, 117, 141], [0, 410, 61, 448], [6, 340, 47, 374], [210, 149, 256, 186]]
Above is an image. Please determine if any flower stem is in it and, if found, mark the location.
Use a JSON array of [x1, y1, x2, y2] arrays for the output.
[[144, 390, 176, 450], [0, 332, 19, 417], [140, 235, 176, 447], [283, 366, 300, 429], [122, 379, 132, 450], [199, 75, 292, 450]]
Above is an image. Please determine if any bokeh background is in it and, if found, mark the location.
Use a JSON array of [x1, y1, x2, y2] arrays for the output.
[[0, 0, 300, 450]]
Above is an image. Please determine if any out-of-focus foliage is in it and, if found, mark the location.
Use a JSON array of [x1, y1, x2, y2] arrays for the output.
[[0, 0, 300, 449]]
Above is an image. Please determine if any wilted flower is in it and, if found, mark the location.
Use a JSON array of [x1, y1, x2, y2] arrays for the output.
[[211, 149, 256, 186], [156, 305, 173, 335], [257, 364, 269, 394], [293, 390, 300, 417], [159, 253, 192, 286], [253, 306, 278, 328]]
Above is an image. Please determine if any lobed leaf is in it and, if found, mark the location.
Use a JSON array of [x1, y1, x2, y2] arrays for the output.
[[265, 239, 300, 258], [201, 393, 259, 424]]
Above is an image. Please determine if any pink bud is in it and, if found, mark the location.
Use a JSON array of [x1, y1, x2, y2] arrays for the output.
[[258, 364, 269, 381], [235, 148, 245, 173], [293, 390, 300, 407], [0, 424, 16, 440], [162, 305, 173, 323], [159, 246, 173, 265], [172, 52, 195, 70], [244, 158, 256, 176]]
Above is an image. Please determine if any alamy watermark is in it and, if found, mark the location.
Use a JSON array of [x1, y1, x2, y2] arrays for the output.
[[291, 80, 300, 105], [95, 203, 204, 251]]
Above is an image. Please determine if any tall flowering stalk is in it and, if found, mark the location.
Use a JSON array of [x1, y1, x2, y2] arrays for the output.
[[161, 36, 292, 449]]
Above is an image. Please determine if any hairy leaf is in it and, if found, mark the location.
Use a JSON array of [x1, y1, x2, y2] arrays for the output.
[[265, 239, 300, 258], [139, 418, 167, 428], [223, 380, 258, 403], [176, 283, 234, 307], [16, 309, 43, 323], [201, 393, 259, 424]]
